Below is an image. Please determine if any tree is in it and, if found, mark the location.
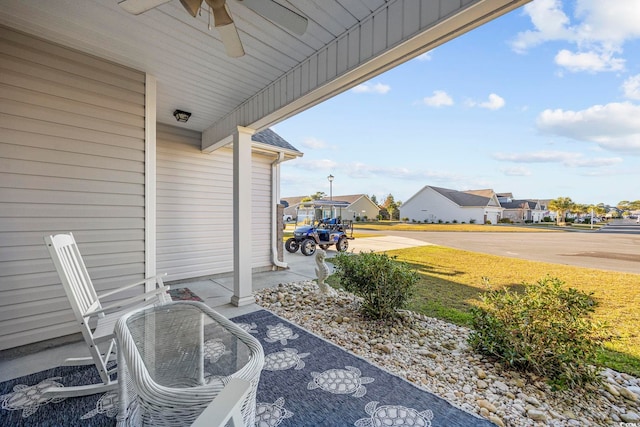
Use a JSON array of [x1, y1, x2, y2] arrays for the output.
[[310, 191, 326, 200], [571, 203, 589, 222], [588, 203, 607, 221], [548, 197, 574, 225], [370, 194, 378, 204], [382, 194, 402, 220], [617, 200, 631, 216]]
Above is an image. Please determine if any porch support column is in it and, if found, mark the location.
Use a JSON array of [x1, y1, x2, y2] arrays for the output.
[[231, 126, 255, 306]]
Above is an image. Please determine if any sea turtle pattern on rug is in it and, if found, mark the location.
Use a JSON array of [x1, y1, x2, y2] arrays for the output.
[[0, 378, 65, 418], [204, 338, 228, 363], [255, 397, 293, 427], [307, 366, 374, 398], [263, 348, 309, 371], [264, 323, 299, 345], [236, 322, 258, 334], [354, 401, 434, 427], [80, 390, 118, 420]]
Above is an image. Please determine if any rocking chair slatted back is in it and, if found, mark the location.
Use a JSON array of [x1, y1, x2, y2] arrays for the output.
[[47, 233, 102, 319]]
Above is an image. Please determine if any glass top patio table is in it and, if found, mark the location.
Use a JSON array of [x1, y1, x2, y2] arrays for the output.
[[115, 301, 264, 426]]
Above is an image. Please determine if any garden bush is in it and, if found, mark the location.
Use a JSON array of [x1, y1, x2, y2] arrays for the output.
[[469, 276, 612, 389], [331, 251, 419, 319]]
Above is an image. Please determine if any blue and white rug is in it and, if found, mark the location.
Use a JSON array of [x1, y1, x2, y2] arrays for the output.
[[1, 309, 495, 426]]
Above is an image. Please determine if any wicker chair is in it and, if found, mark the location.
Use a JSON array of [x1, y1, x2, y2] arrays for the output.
[[115, 301, 264, 427]]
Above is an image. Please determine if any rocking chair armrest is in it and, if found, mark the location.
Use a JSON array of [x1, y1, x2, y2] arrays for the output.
[[191, 378, 251, 427], [88, 285, 170, 316], [96, 273, 168, 300]]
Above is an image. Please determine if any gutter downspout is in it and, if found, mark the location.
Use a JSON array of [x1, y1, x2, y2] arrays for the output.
[[271, 151, 288, 269]]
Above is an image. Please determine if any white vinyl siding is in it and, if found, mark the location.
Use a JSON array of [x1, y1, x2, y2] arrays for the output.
[[156, 124, 273, 282], [0, 26, 146, 350]]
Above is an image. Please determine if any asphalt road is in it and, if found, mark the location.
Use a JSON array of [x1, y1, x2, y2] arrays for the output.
[[360, 225, 640, 275]]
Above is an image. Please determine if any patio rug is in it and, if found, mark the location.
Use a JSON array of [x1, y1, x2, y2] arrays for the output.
[[0, 306, 495, 427], [166, 287, 203, 302]]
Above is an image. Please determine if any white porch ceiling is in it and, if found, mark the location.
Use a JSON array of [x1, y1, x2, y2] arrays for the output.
[[0, 0, 530, 147]]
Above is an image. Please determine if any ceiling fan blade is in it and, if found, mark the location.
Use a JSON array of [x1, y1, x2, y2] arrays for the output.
[[216, 22, 245, 57], [205, 0, 245, 57], [206, 0, 233, 26], [118, 0, 172, 15], [179, 0, 203, 17], [240, 0, 308, 36]]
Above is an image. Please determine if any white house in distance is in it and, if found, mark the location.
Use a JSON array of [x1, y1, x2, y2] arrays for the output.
[[400, 186, 503, 224], [282, 194, 379, 221]]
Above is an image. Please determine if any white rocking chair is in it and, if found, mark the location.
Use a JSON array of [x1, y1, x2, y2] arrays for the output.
[[44, 232, 171, 397]]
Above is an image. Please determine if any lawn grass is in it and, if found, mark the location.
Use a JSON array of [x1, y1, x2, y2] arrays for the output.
[[330, 245, 640, 376], [403, 246, 640, 376]]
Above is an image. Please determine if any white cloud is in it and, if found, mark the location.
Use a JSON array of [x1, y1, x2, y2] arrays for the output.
[[351, 82, 391, 94], [493, 150, 578, 163], [623, 74, 640, 100], [422, 90, 453, 107], [290, 159, 463, 183], [511, 0, 572, 53], [493, 150, 623, 167], [554, 49, 624, 72], [415, 52, 432, 61], [512, 0, 640, 73], [501, 166, 532, 176], [300, 137, 328, 149], [536, 102, 640, 153], [466, 93, 505, 110], [480, 93, 506, 110], [290, 159, 338, 170]]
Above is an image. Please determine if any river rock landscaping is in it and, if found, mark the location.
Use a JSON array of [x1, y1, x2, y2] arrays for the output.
[[254, 281, 640, 427]]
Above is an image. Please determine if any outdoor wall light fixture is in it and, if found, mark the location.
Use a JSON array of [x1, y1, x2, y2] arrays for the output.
[[173, 109, 191, 123]]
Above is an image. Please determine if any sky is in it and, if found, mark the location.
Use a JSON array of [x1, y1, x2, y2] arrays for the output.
[[272, 0, 640, 207]]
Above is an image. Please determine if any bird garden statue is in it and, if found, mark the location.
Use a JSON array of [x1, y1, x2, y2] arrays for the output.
[[315, 248, 332, 294]]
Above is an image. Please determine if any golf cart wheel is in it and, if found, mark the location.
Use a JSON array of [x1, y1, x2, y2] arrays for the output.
[[336, 236, 349, 252], [300, 239, 317, 256], [319, 244, 329, 250], [285, 238, 299, 253]]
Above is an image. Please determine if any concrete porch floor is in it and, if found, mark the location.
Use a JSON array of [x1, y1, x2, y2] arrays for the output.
[[0, 235, 428, 382]]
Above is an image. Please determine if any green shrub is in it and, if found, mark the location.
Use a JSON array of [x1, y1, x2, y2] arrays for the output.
[[469, 277, 612, 389], [469, 219, 476, 224], [485, 220, 492, 225], [331, 251, 419, 319], [498, 218, 512, 224]]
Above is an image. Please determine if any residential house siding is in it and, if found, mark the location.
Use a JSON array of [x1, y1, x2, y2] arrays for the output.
[[155, 124, 273, 281], [0, 26, 146, 350], [400, 186, 502, 224]]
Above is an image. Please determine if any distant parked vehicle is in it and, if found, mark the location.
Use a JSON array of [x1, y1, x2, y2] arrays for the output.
[[283, 214, 293, 222]]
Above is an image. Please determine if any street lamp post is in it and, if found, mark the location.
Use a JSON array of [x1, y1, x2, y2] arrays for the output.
[[327, 174, 334, 201]]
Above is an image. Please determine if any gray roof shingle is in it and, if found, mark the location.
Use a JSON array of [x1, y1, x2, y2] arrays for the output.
[[252, 128, 301, 153], [430, 186, 492, 207]]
